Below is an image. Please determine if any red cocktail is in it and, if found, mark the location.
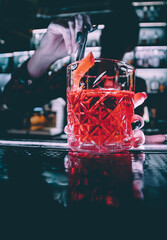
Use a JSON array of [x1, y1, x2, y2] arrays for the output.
[[67, 88, 134, 152], [66, 54, 136, 153]]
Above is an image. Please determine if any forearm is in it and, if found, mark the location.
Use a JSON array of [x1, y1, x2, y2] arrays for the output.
[[27, 46, 59, 79], [2, 14, 91, 111], [2, 60, 66, 112], [2, 60, 47, 111]]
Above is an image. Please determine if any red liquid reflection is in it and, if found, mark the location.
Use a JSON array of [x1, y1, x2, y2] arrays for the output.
[[65, 151, 145, 208]]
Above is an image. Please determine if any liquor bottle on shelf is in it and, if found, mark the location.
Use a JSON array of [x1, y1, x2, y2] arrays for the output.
[[151, 49, 160, 68], [159, 81, 165, 93], [140, 30, 147, 45], [143, 6, 148, 21], [143, 52, 149, 68], [148, 5, 155, 21], [159, 49, 166, 67], [153, 31, 160, 45], [150, 108, 157, 128], [148, 5, 160, 22], [150, 76, 159, 93], [135, 49, 142, 67]]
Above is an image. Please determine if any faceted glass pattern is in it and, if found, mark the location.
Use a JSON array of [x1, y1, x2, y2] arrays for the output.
[[67, 89, 134, 153]]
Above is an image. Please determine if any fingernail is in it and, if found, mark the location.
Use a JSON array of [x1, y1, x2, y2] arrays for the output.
[[64, 125, 68, 134], [77, 13, 82, 19], [76, 32, 82, 42], [142, 92, 147, 99], [131, 120, 142, 130]]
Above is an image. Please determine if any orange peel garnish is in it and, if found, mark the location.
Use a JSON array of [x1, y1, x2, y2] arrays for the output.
[[72, 52, 95, 90]]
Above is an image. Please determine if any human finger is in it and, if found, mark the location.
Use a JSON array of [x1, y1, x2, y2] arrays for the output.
[[75, 14, 84, 41], [48, 20, 73, 54], [64, 125, 69, 134], [134, 92, 147, 108], [83, 14, 92, 31], [68, 20, 78, 53], [131, 114, 144, 130], [57, 23, 73, 54], [145, 134, 167, 143], [75, 14, 93, 42], [132, 129, 145, 148]]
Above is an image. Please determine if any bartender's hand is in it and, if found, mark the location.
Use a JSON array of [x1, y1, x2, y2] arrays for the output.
[[27, 14, 92, 78], [119, 92, 167, 145], [131, 92, 147, 148]]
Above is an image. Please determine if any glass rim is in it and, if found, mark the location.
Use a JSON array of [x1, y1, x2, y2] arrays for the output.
[[67, 57, 135, 72]]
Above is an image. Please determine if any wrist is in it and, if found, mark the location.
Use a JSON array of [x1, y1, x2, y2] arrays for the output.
[[13, 59, 47, 87], [27, 48, 57, 79]]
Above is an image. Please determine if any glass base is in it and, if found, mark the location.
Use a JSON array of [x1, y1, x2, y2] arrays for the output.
[[68, 139, 133, 154]]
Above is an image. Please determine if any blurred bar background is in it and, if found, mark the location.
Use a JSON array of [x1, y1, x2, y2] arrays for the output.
[[0, 0, 167, 139]]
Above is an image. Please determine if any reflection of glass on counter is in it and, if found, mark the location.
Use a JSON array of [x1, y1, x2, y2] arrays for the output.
[[65, 152, 145, 208], [131, 153, 145, 200]]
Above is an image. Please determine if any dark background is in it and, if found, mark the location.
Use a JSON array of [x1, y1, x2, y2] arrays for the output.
[[0, 0, 133, 52]]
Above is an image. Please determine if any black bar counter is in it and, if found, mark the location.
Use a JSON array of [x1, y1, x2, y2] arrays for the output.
[[0, 139, 167, 237]]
